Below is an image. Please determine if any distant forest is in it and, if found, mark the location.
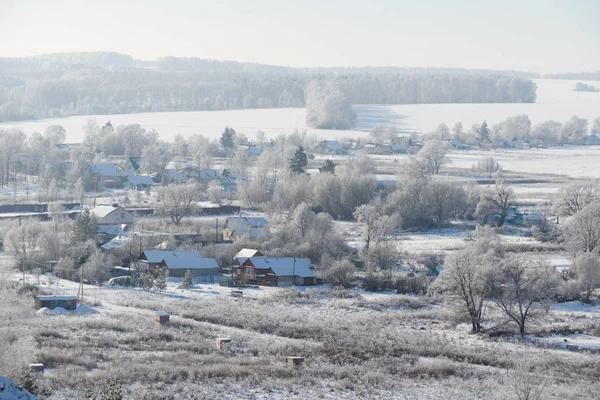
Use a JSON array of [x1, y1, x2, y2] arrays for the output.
[[0, 52, 538, 122], [545, 71, 600, 80]]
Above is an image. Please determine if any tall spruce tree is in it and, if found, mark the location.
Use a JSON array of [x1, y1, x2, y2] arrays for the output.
[[219, 126, 236, 149], [72, 209, 96, 242], [479, 120, 490, 143], [155, 270, 167, 293], [290, 145, 308, 175]]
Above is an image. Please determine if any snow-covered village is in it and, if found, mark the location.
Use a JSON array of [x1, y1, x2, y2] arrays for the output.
[[2, 2, 600, 399]]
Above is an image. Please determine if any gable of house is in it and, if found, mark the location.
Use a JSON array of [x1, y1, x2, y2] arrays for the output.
[[90, 205, 134, 225]]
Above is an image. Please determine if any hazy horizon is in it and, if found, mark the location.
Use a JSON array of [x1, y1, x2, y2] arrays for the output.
[[1, 0, 599, 74]]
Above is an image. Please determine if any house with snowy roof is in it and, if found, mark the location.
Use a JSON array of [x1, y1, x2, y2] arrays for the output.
[[127, 175, 155, 190], [316, 140, 346, 155], [222, 216, 270, 241], [138, 250, 219, 278], [90, 204, 134, 235], [235, 256, 315, 287]]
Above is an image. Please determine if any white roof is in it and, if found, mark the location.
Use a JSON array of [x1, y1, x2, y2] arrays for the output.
[[235, 248, 262, 259], [226, 217, 270, 237], [38, 295, 77, 301], [128, 176, 154, 185], [247, 257, 314, 278], [163, 257, 219, 270], [142, 250, 202, 264], [90, 205, 121, 218], [91, 163, 118, 176]]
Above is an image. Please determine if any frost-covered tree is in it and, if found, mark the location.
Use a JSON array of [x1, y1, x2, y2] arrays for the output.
[[491, 257, 559, 336], [592, 117, 600, 136], [574, 253, 600, 302], [553, 181, 600, 216], [320, 159, 336, 174], [417, 139, 450, 174], [156, 183, 201, 225], [475, 173, 515, 226], [564, 202, 600, 254], [560, 115, 588, 144], [479, 120, 490, 143], [475, 156, 501, 184], [354, 199, 399, 255], [432, 237, 497, 333], [305, 80, 356, 129], [323, 259, 356, 288], [183, 269, 193, 290], [155, 270, 167, 293]]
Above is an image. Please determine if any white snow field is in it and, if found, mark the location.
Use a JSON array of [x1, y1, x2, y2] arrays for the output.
[[1, 79, 598, 142]]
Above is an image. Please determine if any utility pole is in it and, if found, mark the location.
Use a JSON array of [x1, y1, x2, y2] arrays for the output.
[[292, 257, 296, 288]]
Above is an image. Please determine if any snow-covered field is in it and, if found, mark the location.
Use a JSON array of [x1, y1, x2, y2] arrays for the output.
[[1, 79, 598, 142]]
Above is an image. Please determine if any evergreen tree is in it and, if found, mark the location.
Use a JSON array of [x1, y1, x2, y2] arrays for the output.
[[72, 209, 97, 242], [219, 126, 236, 149], [290, 145, 308, 175], [479, 120, 490, 142], [137, 273, 153, 291], [320, 159, 336, 174], [155, 270, 167, 293], [182, 269, 193, 289]]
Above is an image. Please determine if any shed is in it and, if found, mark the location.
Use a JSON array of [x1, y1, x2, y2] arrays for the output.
[[35, 295, 77, 311], [155, 311, 169, 325]]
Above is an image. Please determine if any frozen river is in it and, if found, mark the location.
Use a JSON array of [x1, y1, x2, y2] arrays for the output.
[[1, 79, 598, 142]]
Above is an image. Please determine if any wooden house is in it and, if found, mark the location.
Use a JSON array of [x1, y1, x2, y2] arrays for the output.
[[235, 257, 315, 287], [138, 250, 219, 278], [35, 295, 77, 310]]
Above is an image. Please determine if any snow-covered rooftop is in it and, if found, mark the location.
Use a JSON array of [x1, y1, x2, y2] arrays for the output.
[[247, 257, 314, 278]]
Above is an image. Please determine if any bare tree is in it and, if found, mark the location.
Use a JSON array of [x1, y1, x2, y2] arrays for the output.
[[491, 257, 559, 337], [431, 245, 494, 333], [475, 156, 501, 185], [4, 221, 44, 283], [553, 181, 600, 217], [417, 139, 450, 174], [476, 173, 515, 226], [156, 183, 201, 225], [353, 199, 399, 254], [574, 253, 600, 302], [323, 259, 356, 288]]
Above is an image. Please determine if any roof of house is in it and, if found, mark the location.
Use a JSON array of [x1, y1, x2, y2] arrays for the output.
[[141, 250, 202, 264], [128, 157, 142, 171], [246, 257, 314, 277], [91, 163, 118, 176], [90, 205, 122, 219], [199, 169, 219, 180], [320, 140, 343, 151], [38, 295, 77, 301], [128, 175, 155, 186], [226, 217, 270, 236], [161, 257, 219, 270], [235, 248, 264, 260]]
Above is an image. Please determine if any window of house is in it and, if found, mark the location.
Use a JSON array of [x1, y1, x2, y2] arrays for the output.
[[120, 212, 125, 219], [246, 268, 255, 276]]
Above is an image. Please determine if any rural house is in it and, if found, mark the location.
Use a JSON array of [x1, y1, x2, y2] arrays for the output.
[[223, 217, 270, 241], [138, 250, 220, 278], [90, 204, 134, 235], [235, 257, 315, 287], [316, 140, 346, 155], [90, 163, 122, 187], [127, 175, 154, 190]]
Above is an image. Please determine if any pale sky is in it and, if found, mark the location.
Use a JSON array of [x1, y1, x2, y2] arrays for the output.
[[1, 0, 598, 73]]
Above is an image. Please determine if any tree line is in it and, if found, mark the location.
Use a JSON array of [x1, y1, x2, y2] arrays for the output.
[[0, 52, 537, 122]]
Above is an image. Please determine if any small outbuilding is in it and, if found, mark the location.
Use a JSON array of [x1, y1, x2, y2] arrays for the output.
[[35, 295, 77, 311], [155, 311, 170, 325]]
